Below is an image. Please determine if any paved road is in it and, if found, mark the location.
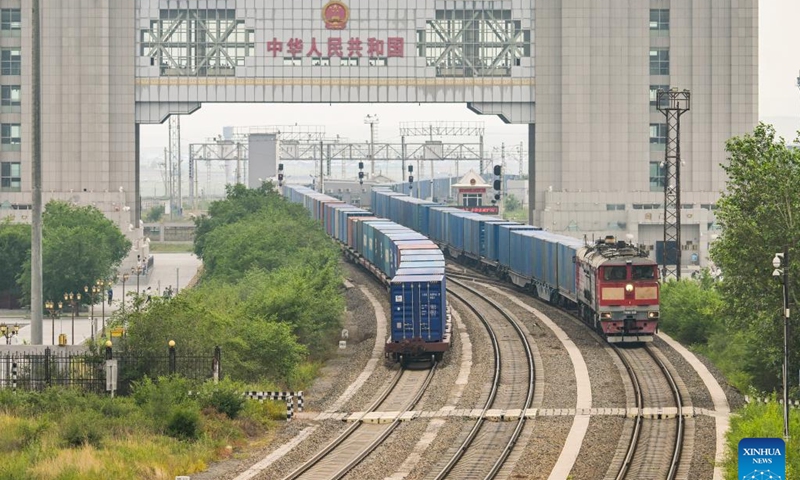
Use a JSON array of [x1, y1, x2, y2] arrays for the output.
[[0, 253, 202, 346]]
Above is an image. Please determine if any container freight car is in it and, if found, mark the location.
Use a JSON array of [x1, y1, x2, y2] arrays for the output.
[[283, 185, 451, 362], [371, 189, 660, 344]]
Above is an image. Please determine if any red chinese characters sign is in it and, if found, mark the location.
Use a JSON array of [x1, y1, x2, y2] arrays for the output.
[[457, 188, 488, 194], [457, 206, 500, 214], [267, 36, 404, 59]]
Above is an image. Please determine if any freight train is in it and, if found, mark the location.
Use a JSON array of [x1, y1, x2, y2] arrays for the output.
[[371, 189, 659, 343], [283, 185, 451, 363]]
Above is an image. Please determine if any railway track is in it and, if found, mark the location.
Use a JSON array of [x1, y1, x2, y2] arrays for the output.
[[282, 364, 436, 480], [429, 277, 536, 480], [446, 264, 692, 479], [613, 345, 685, 480]]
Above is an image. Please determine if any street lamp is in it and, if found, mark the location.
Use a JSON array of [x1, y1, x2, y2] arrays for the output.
[[85, 284, 100, 340], [772, 246, 791, 443], [63, 292, 82, 345], [132, 256, 143, 311], [121, 273, 130, 314], [0, 323, 20, 345], [96, 279, 112, 336], [44, 300, 62, 345]]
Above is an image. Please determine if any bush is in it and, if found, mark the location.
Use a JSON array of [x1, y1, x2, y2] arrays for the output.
[[0, 415, 48, 453], [131, 376, 199, 433], [60, 411, 104, 448], [166, 406, 201, 441], [207, 389, 245, 420], [659, 276, 722, 346]]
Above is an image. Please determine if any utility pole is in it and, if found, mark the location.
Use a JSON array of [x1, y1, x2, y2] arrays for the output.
[[364, 115, 379, 178], [236, 142, 242, 185], [30, 0, 43, 344], [501, 143, 506, 217], [164, 147, 171, 216], [479, 134, 485, 175], [188, 144, 195, 211], [319, 140, 324, 193], [169, 115, 181, 217], [657, 89, 691, 280], [401, 135, 406, 184], [772, 247, 791, 444]]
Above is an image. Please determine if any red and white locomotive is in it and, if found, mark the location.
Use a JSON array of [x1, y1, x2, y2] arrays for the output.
[[576, 237, 660, 342]]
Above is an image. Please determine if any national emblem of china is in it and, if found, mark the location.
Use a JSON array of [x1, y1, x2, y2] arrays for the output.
[[323, 0, 349, 30]]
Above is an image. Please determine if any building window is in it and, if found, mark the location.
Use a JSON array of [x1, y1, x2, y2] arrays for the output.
[[1, 85, 20, 106], [341, 57, 359, 66], [1, 49, 20, 75], [1, 123, 21, 147], [368, 57, 387, 66], [418, 10, 531, 77], [0, 162, 20, 192], [283, 57, 301, 66], [650, 124, 667, 144], [650, 85, 670, 107], [649, 48, 669, 75], [649, 162, 665, 191], [141, 9, 254, 77], [462, 193, 483, 207], [310, 57, 330, 66], [0, 9, 20, 33], [650, 10, 669, 31], [606, 204, 626, 211]]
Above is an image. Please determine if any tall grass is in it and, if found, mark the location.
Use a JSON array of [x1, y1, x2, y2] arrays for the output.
[[0, 378, 278, 480]]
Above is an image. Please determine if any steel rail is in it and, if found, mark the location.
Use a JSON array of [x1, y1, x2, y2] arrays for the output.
[[435, 278, 536, 480], [283, 364, 436, 480]]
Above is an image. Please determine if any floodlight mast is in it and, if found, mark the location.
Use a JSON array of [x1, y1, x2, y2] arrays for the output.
[[656, 89, 690, 281]]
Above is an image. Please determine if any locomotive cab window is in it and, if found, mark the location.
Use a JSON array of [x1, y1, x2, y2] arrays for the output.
[[603, 266, 627, 281], [632, 265, 656, 280]]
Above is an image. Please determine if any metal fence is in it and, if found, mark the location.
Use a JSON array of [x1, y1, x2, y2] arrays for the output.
[[0, 346, 221, 395]]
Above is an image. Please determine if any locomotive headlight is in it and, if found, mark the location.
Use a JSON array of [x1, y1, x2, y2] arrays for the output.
[[648, 311, 659, 318], [625, 284, 634, 292]]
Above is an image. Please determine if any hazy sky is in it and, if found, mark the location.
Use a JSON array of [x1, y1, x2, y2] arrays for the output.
[[141, 1, 800, 157]]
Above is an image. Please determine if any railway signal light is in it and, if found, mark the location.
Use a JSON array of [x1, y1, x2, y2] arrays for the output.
[[493, 165, 502, 176], [408, 165, 413, 173], [493, 180, 501, 191], [277, 164, 284, 186]]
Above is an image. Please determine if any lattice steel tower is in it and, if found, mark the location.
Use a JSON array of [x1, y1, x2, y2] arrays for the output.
[[169, 115, 181, 218], [657, 89, 690, 281]]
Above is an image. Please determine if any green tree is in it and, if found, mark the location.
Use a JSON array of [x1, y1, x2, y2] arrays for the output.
[[504, 193, 521, 211], [659, 272, 723, 346], [17, 201, 131, 306], [193, 182, 290, 259], [143, 205, 164, 223], [121, 280, 310, 383], [200, 212, 338, 283], [0, 220, 30, 293], [710, 123, 800, 391]]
